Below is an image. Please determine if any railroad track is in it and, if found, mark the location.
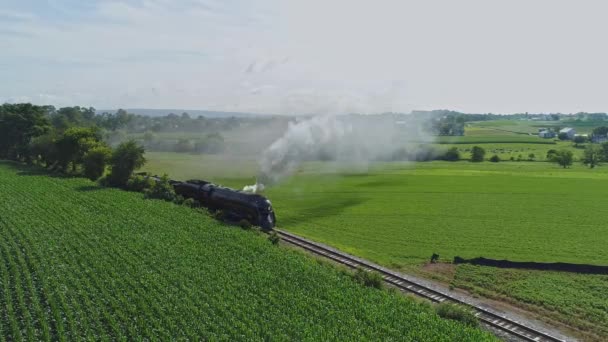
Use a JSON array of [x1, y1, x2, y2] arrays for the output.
[[275, 229, 566, 342]]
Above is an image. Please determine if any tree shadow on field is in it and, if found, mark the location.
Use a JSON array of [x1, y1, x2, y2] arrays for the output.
[[1, 161, 80, 179], [16, 169, 79, 179], [279, 196, 368, 227]]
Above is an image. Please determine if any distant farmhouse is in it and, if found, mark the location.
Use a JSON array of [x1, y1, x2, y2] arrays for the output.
[[538, 128, 555, 139], [559, 127, 576, 140]]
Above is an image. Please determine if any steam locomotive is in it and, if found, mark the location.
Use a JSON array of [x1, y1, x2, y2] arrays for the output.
[[142, 174, 276, 230]]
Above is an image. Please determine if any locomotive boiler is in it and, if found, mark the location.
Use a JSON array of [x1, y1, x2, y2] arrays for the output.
[[171, 179, 276, 230]]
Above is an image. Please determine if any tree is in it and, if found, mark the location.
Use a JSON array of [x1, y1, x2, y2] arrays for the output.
[[83, 145, 112, 181], [28, 132, 58, 167], [108, 140, 146, 186], [558, 132, 569, 141], [489, 154, 500, 162], [54, 127, 102, 172], [573, 135, 587, 147], [546, 149, 558, 161], [528, 153, 535, 161], [470, 146, 485, 162], [582, 145, 601, 169], [443, 147, 460, 161], [552, 150, 574, 168], [0, 103, 50, 161], [592, 126, 608, 137]]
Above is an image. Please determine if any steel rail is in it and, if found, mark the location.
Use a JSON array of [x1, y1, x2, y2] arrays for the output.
[[276, 229, 566, 342]]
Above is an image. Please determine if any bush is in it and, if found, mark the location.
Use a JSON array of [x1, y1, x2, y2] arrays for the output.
[[83, 145, 112, 181], [239, 219, 252, 230], [126, 174, 154, 192], [489, 154, 500, 163], [174, 139, 194, 153], [268, 231, 280, 245], [144, 174, 176, 201], [213, 210, 226, 221], [182, 198, 200, 208], [173, 195, 185, 205], [435, 303, 478, 327], [443, 147, 460, 161], [353, 268, 383, 289]]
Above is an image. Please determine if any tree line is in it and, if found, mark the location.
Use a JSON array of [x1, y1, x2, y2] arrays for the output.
[[0, 103, 145, 185]]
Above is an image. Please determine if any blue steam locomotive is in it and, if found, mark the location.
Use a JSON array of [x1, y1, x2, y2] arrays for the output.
[[168, 178, 276, 230]]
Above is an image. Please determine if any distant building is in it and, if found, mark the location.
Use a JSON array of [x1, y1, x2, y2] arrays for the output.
[[559, 127, 576, 139], [592, 135, 608, 143], [538, 130, 555, 138]]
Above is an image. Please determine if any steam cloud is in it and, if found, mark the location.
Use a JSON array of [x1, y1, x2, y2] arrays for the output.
[[242, 113, 433, 192]]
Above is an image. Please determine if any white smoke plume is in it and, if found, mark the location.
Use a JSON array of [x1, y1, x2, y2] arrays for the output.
[[242, 183, 265, 193], [244, 113, 434, 192]]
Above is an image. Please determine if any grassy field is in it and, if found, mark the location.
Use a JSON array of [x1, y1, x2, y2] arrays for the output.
[[264, 161, 608, 338], [140, 152, 258, 183], [0, 161, 493, 341]]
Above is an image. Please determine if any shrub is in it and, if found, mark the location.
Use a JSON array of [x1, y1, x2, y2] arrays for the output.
[[353, 268, 383, 289], [173, 195, 185, 205], [126, 174, 154, 192], [83, 145, 112, 181], [268, 231, 280, 245], [213, 210, 226, 221], [182, 198, 200, 208], [144, 174, 176, 201], [174, 139, 194, 153], [443, 147, 460, 161], [435, 302, 478, 327], [239, 219, 252, 230], [489, 155, 500, 163]]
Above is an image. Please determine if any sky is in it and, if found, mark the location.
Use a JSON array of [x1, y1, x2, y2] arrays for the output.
[[1, 0, 607, 115]]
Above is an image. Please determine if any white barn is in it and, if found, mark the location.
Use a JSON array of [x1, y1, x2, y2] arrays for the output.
[[559, 127, 575, 139]]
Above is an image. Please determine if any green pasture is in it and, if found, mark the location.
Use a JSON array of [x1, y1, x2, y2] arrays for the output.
[[141, 152, 258, 184], [268, 161, 608, 265], [263, 161, 608, 337]]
